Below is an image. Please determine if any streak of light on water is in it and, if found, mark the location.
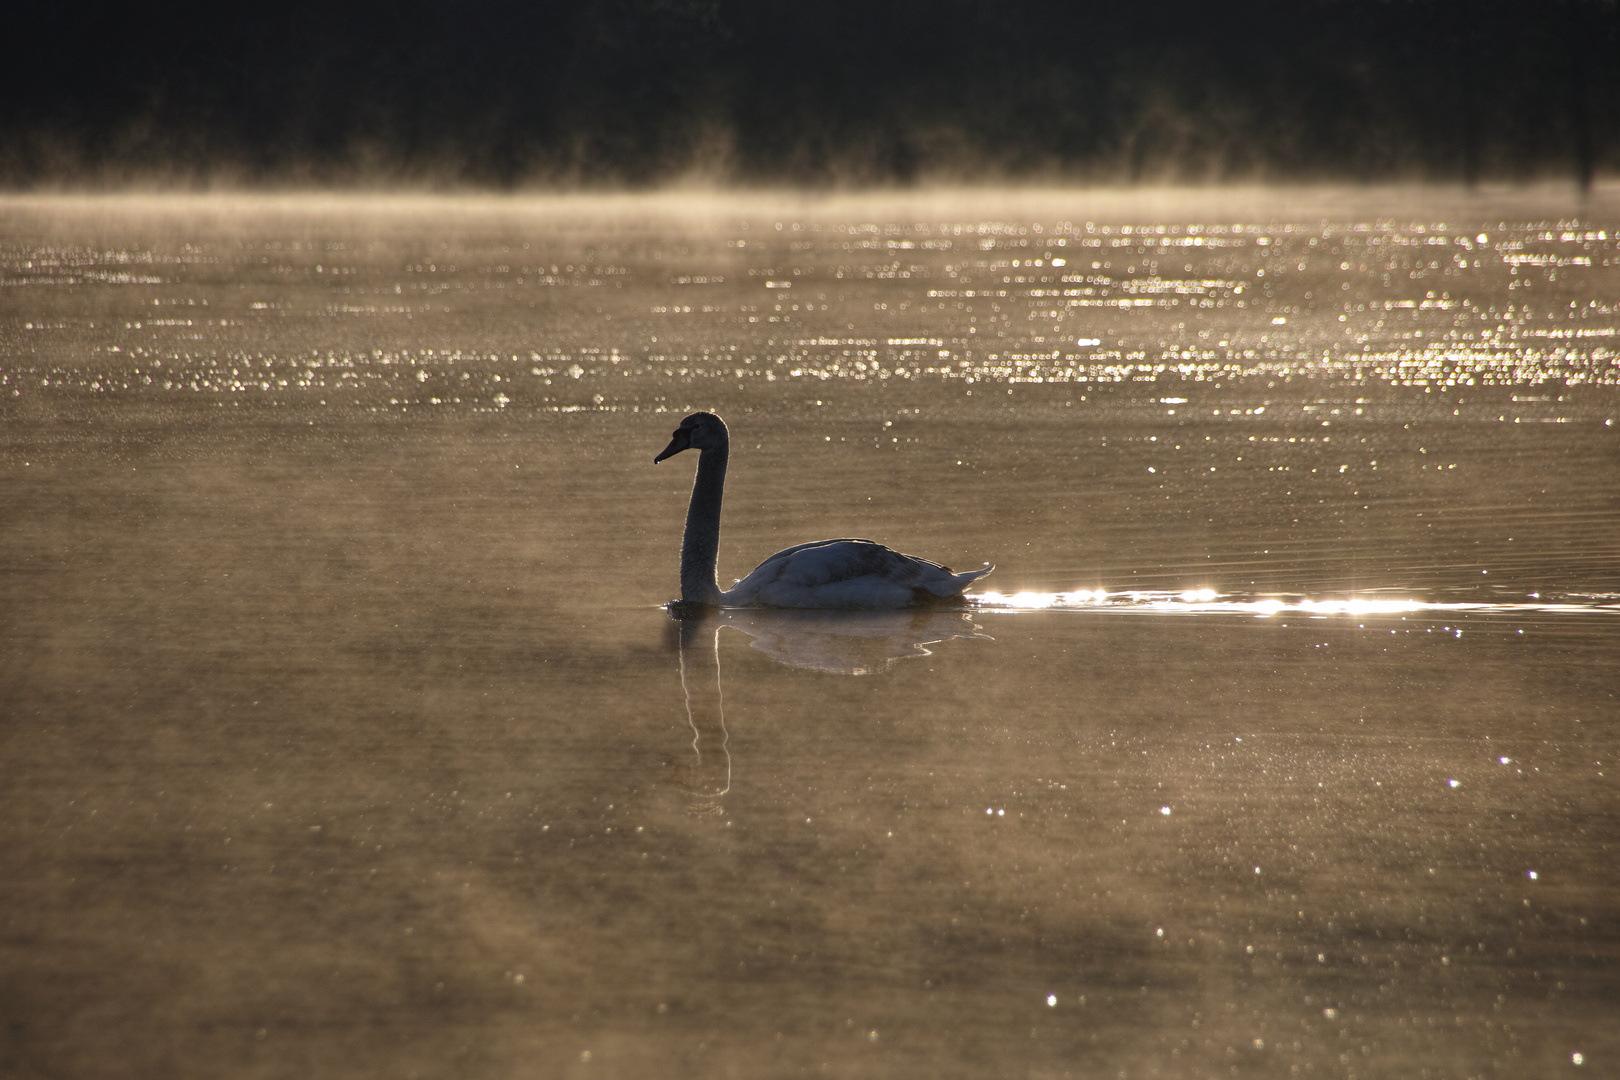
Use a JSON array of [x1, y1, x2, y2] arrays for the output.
[[974, 587, 1620, 615]]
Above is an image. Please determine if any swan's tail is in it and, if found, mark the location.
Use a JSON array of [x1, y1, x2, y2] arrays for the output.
[[924, 563, 994, 598]]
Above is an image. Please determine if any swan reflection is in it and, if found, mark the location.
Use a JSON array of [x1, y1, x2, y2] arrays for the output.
[[713, 607, 991, 675], [667, 607, 990, 809], [671, 614, 732, 804]]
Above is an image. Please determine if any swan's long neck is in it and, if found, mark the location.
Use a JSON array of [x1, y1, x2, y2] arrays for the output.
[[679, 443, 728, 605]]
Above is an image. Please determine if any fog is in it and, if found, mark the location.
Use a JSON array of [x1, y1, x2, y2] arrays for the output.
[[5, 1, 1618, 190]]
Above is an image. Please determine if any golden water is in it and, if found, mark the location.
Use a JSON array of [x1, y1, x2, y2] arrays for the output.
[[2, 189, 1617, 1078]]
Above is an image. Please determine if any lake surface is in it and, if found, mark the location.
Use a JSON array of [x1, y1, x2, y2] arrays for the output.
[[2, 188, 1617, 1078]]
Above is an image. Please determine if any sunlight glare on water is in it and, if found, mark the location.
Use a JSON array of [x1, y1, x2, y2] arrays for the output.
[[973, 588, 1620, 616]]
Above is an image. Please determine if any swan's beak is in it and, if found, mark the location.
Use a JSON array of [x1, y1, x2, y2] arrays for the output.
[[654, 433, 688, 463]]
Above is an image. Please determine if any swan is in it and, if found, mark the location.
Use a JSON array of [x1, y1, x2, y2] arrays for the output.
[[654, 411, 992, 608]]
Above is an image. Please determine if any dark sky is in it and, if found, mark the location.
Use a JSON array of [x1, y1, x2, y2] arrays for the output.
[[5, 0, 1616, 188]]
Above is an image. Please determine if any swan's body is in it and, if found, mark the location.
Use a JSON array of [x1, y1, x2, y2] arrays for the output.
[[655, 412, 992, 608]]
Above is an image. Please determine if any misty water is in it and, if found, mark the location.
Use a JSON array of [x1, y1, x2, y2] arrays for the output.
[[3, 188, 1617, 1079]]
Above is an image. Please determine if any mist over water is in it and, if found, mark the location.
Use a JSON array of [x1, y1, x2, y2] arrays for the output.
[[2, 188, 1617, 1077], [6, 2, 1618, 187]]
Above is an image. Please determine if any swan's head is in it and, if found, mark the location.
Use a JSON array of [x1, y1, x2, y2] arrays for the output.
[[654, 411, 729, 463]]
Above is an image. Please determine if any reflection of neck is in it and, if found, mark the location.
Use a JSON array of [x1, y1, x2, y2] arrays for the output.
[[678, 617, 730, 798], [680, 444, 728, 605]]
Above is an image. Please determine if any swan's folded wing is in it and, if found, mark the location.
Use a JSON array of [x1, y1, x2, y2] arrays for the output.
[[726, 539, 991, 608], [744, 537, 880, 575]]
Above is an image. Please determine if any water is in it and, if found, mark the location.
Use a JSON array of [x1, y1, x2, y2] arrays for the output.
[[2, 188, 1617, 1078]]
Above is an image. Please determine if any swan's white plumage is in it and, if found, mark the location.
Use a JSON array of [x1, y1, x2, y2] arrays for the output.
[[655, 412, 991, 609], [726, 538, 990, 608]]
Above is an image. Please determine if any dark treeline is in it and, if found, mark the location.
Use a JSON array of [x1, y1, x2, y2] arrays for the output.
[[4, 0, 1616, 188]]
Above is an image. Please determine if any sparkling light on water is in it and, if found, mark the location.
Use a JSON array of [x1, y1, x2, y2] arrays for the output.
[[4, 194, 1619, 415]]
